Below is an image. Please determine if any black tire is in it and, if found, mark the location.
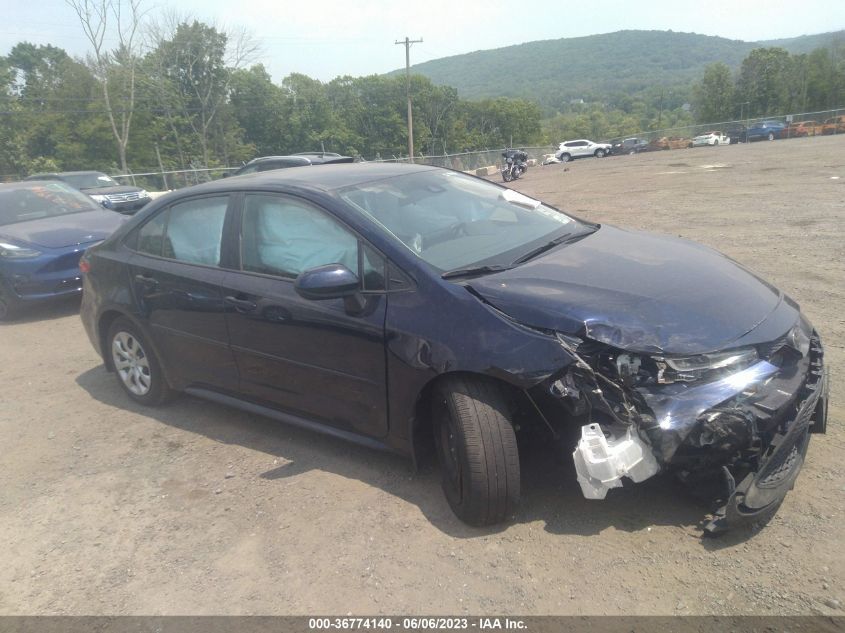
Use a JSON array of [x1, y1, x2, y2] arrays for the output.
[[433, 376, 520, 526], [628, 149, 636, 155], [767, 132, 775, 141], [559, 153, 571, 163], [595, 149, 606, 158], [107, 317, 173, 406], [502, 169, 512, 183]]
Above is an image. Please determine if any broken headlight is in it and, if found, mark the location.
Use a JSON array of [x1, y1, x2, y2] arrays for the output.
[[656, 348, 758, 384], [787, 320, 811, 358]]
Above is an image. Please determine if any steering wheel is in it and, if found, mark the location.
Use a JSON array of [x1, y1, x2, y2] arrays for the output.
[[423, 221, 468, 249]]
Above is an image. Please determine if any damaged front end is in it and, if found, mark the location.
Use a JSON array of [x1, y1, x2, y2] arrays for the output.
[[542, 317, 829, 533]]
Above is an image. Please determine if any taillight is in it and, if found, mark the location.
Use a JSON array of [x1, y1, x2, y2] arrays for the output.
[[79, 257, 91, 274]]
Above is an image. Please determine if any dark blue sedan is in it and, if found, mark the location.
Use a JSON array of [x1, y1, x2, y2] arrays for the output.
[[78, 164, 828, 533], [0, 181, 127, 319]]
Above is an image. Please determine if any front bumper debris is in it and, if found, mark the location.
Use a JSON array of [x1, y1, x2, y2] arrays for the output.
[[573, 423, 659, 499], [554, 324, 828, 533]]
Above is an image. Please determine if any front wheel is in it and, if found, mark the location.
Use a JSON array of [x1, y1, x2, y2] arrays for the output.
[[433, 377, 520, 526], [767, 132, 775, 141], [0, 284, 19, 321], [502, 169, 512, 182], [107, 317, 173, 405]]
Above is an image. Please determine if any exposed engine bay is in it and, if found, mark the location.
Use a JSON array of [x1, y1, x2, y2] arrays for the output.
[[527, 316, 828, 534]]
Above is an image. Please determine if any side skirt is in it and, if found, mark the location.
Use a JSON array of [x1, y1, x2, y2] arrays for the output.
[[184, 387, 396, 454]]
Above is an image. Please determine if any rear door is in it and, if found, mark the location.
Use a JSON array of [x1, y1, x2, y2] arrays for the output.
[[570, 141, 590, 157], [128, 194, 238, 391], [220, 192, 389, 438]]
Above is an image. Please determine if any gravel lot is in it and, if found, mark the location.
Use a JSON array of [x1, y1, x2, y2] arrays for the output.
[[1, 135, 843, 616]]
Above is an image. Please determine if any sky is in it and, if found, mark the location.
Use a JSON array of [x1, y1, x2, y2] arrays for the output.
[[1, 0, 844, 82]]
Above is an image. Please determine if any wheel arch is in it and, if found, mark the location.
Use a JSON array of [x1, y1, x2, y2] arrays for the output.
[[409, 370, 523, 469], [97, 310, 173, 388]]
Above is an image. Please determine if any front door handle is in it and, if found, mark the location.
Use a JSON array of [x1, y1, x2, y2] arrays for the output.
[[224, 296, 257, 313]]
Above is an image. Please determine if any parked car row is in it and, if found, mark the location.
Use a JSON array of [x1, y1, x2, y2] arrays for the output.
[[558, 114, 845, 163]]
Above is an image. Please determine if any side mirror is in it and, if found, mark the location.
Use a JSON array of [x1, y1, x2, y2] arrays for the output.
[[294, 263, 360, 300]]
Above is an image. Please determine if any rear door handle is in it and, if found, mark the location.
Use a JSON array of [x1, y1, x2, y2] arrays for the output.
[[225, 296, 257, 313], [134, 274, 159, 289]]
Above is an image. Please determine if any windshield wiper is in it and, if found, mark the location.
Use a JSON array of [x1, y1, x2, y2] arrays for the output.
[[511, 232, 574, 265], [511, 228, 598, 266], [441, 264, 513, 280]]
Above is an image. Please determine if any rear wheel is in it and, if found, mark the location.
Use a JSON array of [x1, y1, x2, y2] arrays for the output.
[[559, 153, 571, 163], [433, 376, 520, 526], [107, 317, 173, 405], [767, 132, 775, 141], [595, 149, 606, 158]]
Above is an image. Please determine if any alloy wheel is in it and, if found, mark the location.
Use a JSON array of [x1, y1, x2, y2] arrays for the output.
[[112, 331, 152, 396]]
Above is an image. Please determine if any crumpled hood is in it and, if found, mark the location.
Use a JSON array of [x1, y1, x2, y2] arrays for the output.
[[468, 225, 798, 355], [80, 185, 146, 195], [0, 210, 126, 249]]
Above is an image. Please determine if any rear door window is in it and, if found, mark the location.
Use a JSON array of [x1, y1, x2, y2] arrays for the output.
[[162, 197, 228, 266], [133, 196, 229, 266]]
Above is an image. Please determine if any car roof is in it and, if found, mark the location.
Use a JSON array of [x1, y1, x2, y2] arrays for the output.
[[245, 156, 311, 166], [189, 162, 439, 195]]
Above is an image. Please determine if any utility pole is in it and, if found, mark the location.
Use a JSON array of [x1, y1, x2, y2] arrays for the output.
[[395, 36, 423, 162]]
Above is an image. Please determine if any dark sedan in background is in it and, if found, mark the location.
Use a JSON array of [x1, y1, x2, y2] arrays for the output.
[[231, 152, 355, 176], [0, 181, 126, 319], [25, 171, 152, 214], [78, 164, 827, 534]]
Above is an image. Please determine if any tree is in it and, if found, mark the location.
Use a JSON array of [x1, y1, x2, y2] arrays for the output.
[[66, 0, 146, 173], [735, 47, 791, 117], [146, 17, 258, 167], [692, 63, 734, 123]]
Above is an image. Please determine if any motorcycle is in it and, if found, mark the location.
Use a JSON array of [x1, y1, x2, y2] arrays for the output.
[[501, 149, 528, 182]]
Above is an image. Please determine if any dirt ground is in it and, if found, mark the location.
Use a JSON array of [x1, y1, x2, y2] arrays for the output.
[[1, 135, 843, 616]]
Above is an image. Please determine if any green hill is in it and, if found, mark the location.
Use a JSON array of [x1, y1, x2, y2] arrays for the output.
[[396, 29, 845, 110]]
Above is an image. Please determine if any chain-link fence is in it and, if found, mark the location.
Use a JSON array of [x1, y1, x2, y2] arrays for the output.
[[111, 166, 238, 191], [370, 146, 556, 170]]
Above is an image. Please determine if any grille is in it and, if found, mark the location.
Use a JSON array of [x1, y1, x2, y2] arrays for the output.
[[105, 191, 142, 203]]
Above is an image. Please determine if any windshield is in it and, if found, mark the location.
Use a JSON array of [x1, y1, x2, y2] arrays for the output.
[[0, 182, 100, 226], [339, 170, 588, 271], [62, 173, 118, 189]]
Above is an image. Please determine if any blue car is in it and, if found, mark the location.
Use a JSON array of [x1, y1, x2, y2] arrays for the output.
[[79, 164, 827, 533], [744, 120, 787, 142], [0, 180, 127, 319]]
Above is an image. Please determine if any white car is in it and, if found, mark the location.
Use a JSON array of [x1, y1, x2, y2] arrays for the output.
[[691, 131, 730, 147], [555, 139, 612, 162]]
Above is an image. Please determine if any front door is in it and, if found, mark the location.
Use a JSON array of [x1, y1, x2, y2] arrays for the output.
[[221, 193, 389, 438]]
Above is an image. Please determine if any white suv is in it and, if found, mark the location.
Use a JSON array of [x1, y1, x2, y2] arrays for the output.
[[555, 139, 612, 162]]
